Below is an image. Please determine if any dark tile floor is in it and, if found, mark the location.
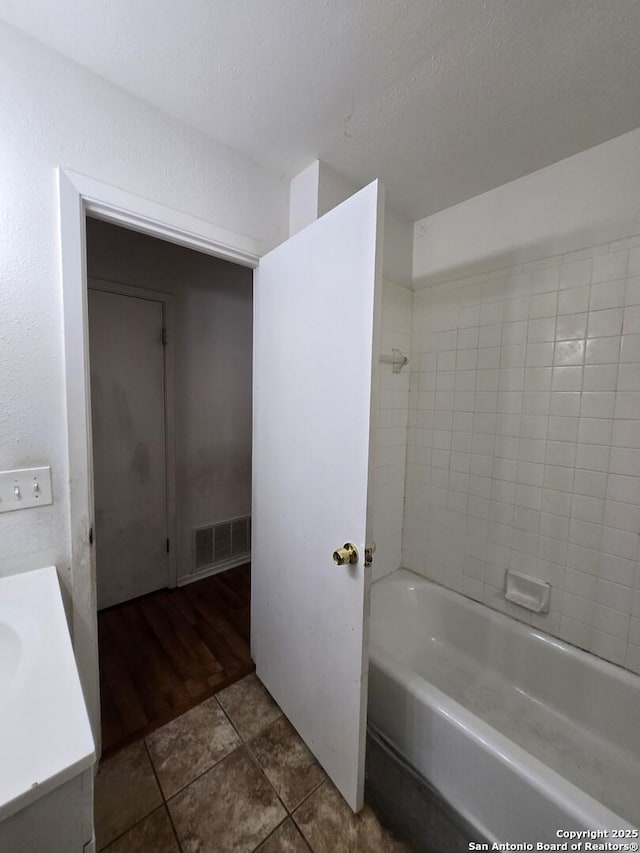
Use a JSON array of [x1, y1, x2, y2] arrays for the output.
[[95, 673, 413, 852]]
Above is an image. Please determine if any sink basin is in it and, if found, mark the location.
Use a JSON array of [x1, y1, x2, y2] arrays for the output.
[[0, 567, 95, 822], [0, 606, 38, 710]]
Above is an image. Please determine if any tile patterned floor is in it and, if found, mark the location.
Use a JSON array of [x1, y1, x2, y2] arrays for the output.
[[95, 673, 413, 852]]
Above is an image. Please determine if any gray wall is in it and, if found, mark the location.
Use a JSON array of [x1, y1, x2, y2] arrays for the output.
[[87, 218, 252, 581]]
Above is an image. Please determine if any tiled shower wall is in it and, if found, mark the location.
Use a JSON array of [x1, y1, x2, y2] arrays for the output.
[[402, 236, 640, 674], [372, 280, 412, 582]]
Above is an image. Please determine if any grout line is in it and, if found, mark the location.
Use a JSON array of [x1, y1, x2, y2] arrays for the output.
[[289, 776, 327, 816], [248, 816, 290, 852], [97, 803, 168, 852], [143, 740, 184, 853], [215, 680, 322, 851]]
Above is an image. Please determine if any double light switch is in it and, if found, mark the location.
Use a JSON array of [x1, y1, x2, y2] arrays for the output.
[[0, 466, 53, 513]]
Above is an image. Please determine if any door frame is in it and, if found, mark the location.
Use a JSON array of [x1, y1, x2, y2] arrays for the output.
[[88, 277, 177, 595], [58, 168, 261, 750]]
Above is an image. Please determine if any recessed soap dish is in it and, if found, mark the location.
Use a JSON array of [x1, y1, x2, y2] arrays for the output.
[[504, 570, 550, 613]]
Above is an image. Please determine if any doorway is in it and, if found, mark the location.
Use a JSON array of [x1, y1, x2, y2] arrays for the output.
[[86, 217, 255, 754], [60, 170, 382, 812]]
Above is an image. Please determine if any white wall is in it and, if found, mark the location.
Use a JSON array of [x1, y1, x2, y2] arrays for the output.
[[372, 281, 412, 581], [413, 128, 640, 286], [86, 219, 253, 582], [289, 160, 414, 285], [287, 161, 413, 581], [0, 24, 287, 599]]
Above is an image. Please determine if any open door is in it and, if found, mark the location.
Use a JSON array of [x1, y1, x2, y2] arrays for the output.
[[252, 181, 383, 812]]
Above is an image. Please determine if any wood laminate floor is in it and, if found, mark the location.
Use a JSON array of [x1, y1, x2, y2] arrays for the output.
[[98, 563, 254, 756]]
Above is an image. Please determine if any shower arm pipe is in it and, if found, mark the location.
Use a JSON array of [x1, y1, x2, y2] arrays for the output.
[[379, 348, 409, 373]]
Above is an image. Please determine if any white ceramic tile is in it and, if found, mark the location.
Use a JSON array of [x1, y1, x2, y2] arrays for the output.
[[529, 291, 557, 319], [564, 244, 609, 263], [540, 512, 569, 541], [558, 287, 589, 316], [595, 578, 633, 613], [551, 366, 582, 391], [565, 569, 597, 600], [623, 305, 640, 335], [526, 341, 554, 367], [590, 631, 626, 665], [580, 391, 615, 419], [528, 317, 556, 343], [542, 488, 572, 516], [543, 465, 574, 492], [550, 391, 581, 417], [545, 441, 576, 468], [568, 519, 602, 550], [573, 469, 607, 498], [587, 308, 623, 338], [606, 474, 640, 505], [601, 526, 639, 561], [582, 364, 617, 391], [563, 591, 594, 624], [609, 236, 640, 253], [530, 266, 560, 293], [502, 320, 527, 345], [559, 616, 591, 652], [592, 603, 629, 639], [477, 347, 500, 370], [501, 291, 525, 318], [577, 418, 612, 446], [621, 333, 640, 363], [559, 259, 592, 290], [617, 362, 640, 391], [500, 345, 526, 369], [585, 336, 621, 365], [615, 391, 640, 420], [571, 494, 604, 525], [612, 419, 640, 448], [591, 250, 628, 283], [555, 312, 587, 340], [625, 276, 640, 306], [567, 542, 600, 573], [575, 443, 610, 472], [457, 327, 479, 349], [629, 617, 640, 647], [405, 247, 640, 673], [479, 324, 502, 348], [610, 446, 640, 477], [597, 553, 635, 587], [630, 248, 640, 277], [590, 279, 626, 311]]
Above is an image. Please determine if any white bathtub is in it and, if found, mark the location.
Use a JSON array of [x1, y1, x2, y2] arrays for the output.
[[368, 569, 640, 843]]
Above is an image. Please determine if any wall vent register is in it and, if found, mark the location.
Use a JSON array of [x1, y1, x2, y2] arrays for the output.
[[193, 515, 251, 571]]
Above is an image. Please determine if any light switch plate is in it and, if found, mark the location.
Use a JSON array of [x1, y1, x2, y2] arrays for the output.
[[0, 466, 53, 513]]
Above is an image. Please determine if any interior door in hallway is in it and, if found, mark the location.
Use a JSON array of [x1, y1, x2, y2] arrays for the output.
[[89, 284, 169, 609]]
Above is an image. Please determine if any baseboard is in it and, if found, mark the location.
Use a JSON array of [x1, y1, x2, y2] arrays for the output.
[[176, 554, 250, 587]]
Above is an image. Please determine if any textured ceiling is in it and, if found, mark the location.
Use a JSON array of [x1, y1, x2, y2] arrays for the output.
[[2, 0, 640, 221]]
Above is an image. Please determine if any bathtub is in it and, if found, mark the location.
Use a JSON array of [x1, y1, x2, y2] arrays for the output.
[[368, 569, 640, 843]]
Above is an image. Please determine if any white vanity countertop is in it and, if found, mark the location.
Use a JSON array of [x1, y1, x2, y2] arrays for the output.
[[0, 566, 95, 821]]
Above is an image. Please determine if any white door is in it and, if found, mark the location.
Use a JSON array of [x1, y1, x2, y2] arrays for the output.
[[88, 285, 169, 609], [252, 181, 383, 812]]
